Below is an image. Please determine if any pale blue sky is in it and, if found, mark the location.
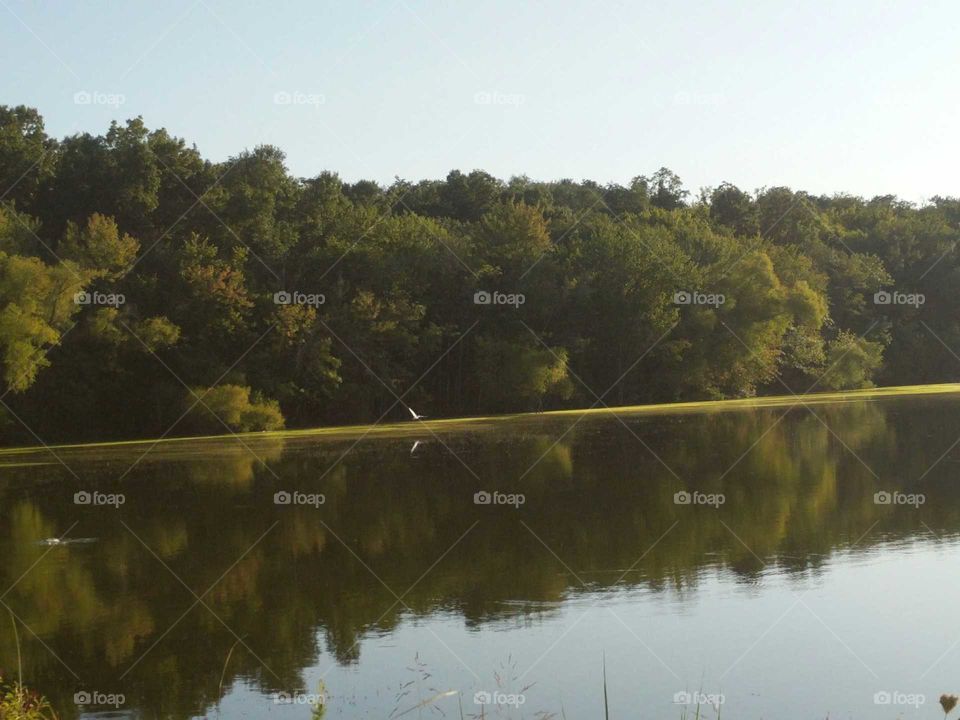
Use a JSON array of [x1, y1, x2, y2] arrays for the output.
[[2, 0, 958, 201]]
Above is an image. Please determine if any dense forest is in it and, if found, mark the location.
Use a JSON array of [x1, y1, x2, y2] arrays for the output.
[[0, 104, 957, 444]]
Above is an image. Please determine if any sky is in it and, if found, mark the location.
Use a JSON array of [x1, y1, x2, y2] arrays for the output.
[[2, 0, 958, 202]]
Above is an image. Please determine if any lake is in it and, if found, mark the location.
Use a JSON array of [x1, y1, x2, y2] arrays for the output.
[[2, 389, 960, 718]]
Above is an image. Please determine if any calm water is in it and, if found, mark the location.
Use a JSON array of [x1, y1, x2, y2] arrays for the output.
[[3, 393, 960, 718]]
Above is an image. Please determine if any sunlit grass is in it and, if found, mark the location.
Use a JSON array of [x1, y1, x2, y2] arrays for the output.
[[2, 382, 959, 455]]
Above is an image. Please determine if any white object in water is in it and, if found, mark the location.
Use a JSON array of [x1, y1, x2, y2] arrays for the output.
[[410, 440, 422, 455], [36, 537, 96, 546]]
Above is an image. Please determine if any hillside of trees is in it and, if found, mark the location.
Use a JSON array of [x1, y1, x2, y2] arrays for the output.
[[0, 104, 957, 444]]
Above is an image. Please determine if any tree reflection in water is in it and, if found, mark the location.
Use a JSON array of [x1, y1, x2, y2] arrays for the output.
[[1, 394, 958, 718]]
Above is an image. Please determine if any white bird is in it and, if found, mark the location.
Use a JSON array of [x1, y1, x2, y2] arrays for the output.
[[407, 406, 427, 420]]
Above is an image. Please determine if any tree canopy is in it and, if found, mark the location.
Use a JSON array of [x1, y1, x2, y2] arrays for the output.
[[0, 105, 957, 443]]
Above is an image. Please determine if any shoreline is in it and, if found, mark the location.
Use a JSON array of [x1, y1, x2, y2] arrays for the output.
[[1, 382, 958, 456]]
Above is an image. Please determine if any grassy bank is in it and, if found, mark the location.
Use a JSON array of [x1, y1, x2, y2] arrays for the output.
[[1, 382, 958, 456]]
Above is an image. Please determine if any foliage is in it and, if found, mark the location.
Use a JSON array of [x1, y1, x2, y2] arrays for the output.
[[184, 385, 285, 433], [0, 105, 959, 442], [819, 330, 886, 390], [0, 673, 58, 720]]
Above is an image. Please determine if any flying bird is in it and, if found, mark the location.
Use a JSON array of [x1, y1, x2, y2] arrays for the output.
[[407, 406, 427, 420]]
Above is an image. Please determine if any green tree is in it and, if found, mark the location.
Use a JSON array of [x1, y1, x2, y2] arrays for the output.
[[819, 330, 885, 390], [0, 105, 57, 212], [0, 206, 88, 394], [474, 334, 573, 412], [183, 384, 285, 432]]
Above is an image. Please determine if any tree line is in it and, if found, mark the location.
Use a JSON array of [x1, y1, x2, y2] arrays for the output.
[[0, 104, 957, 443]]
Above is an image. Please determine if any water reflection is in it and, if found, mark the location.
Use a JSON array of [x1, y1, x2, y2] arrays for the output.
[[1, 395, 959, 717]]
